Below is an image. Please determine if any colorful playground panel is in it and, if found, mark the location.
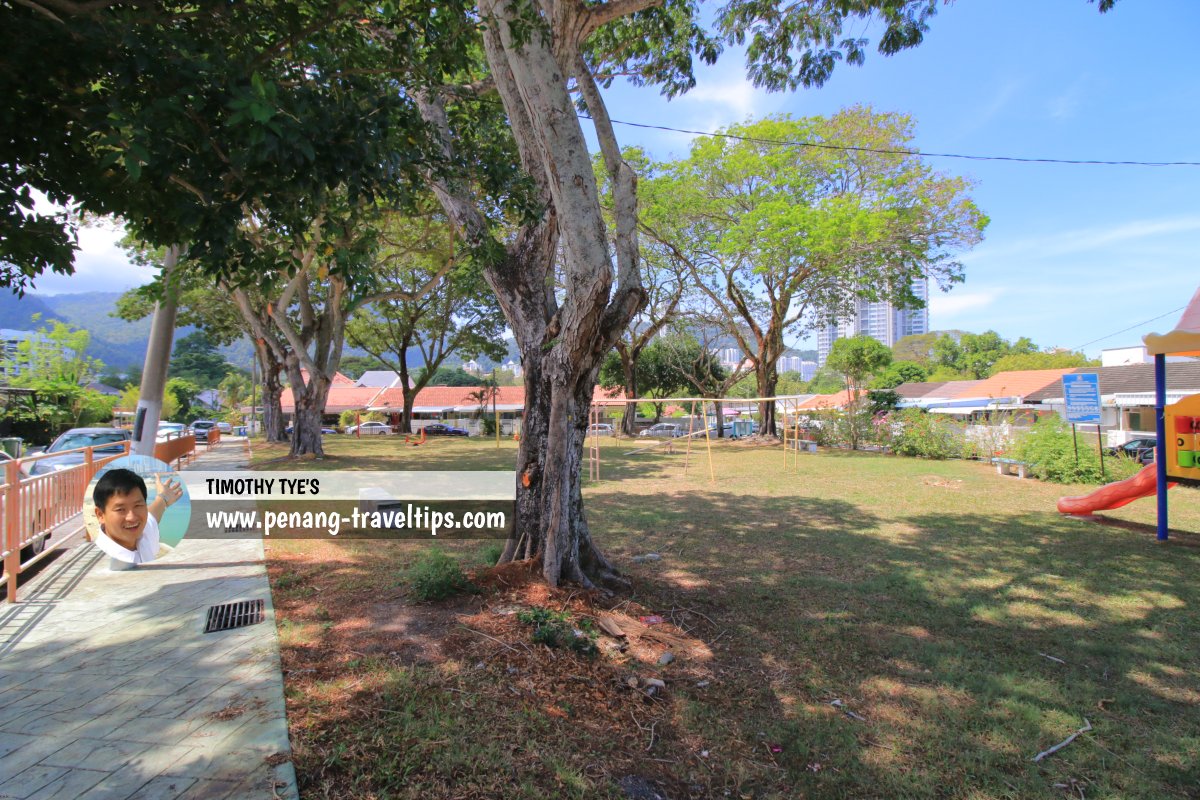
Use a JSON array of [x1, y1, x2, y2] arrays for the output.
[[1164, 393, 1200, 483]]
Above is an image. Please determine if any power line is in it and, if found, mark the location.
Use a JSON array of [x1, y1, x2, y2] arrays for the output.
[[1071, 306, 1186, 352], [593, 116, 1200, 168]]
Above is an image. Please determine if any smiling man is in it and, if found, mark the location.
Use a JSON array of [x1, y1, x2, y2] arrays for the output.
[[91, 468, 183, 567]]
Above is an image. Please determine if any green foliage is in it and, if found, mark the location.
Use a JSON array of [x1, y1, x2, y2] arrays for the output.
[[880, 408, 961, 460], [169, 331, 230, 388], [407, 549, 474, 602], [515, 607, 598, 657], [931, 331, 1039, 379], [478, 543, 504, 566], [892, 331, 966, 365], [872, 360, 928, 390], [990, 350, 1098, 373], [805, 367, 845, 394], [423, 367, 483, 386], [2, 315, 115, 430], [118, 382, 180, 420], [827, 335, 893, 390], [344, 209, 507, 407], [338, 356, 381, 381], [1015, 416, 1142, 485], [164, 377, 201, 423]]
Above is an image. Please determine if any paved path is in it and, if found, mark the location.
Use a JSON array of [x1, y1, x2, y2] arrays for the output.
[[0, 442, 296, 800]]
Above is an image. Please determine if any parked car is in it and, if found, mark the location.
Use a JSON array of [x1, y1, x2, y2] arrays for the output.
[[217, 422, 232, 434], [285, 425, 339, 435], [587, 423, 615, 436], [29, 428, 132, 476], [157, 421, 187, 438], [190, 420, 219, 443], [639, 422, 685, 438], [0, 450, 30, 478], [0, 453, 45, 563], [1108, 438, 1157, 464], [422, 423, 469, 436], [345, 422, 393, 435]]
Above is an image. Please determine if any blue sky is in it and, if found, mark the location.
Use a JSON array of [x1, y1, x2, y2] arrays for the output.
[[40, 0, 1200, 357]]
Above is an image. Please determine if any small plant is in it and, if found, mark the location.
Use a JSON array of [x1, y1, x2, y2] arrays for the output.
[[1015, 416, 1143, 485], [882, 408, 962, 460], [516, 606, 598, 657], [479, 542, 504, 565], [408, 548, 474, 601]]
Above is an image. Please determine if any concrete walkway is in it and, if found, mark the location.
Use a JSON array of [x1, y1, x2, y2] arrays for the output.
[[0, 441, 296, 800]]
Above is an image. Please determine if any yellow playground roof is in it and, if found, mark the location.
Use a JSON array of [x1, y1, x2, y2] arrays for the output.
[[1144, 285, 1200, 357]]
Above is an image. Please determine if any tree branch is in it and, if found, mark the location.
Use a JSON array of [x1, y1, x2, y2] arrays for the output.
[[579, 0, 664, 42]]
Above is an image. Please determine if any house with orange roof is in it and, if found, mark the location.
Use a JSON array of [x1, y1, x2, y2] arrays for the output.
[[796, 390, 863, 411]]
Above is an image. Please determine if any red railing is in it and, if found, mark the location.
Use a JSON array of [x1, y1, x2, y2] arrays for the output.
[[1, 428, 214, 603]]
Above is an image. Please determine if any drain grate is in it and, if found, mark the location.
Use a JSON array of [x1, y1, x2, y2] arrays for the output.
[[204, 599, 265, 633]]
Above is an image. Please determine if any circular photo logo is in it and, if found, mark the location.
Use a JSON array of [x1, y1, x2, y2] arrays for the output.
[[84, 455, 192, 561]]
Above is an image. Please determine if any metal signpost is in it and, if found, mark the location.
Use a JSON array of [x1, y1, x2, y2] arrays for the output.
[[1063, 373, 1105, 478]]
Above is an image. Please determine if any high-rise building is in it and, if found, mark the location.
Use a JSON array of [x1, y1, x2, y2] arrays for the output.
[[815, 279, 929, 366]]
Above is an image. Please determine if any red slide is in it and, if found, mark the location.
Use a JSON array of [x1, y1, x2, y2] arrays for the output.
[[1056, 463, 1176, 515]]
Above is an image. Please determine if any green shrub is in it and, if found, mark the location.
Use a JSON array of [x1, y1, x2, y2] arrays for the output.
[[1015, 416, 1144, 484], [408, 548, 473, 601], [479, 542, 504, 565], [515, 606, 598, 657], [883, 408, 962, 460]]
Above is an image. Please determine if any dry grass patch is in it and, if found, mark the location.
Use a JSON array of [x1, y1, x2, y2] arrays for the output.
[[261, 437, 1200, 799]]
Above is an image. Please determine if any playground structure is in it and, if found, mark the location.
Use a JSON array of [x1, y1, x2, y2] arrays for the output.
[[1057, 286, 1200, 538], [586, 395, 826, 483]]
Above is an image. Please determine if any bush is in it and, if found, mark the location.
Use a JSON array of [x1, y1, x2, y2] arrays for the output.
[[515, 606, 598, 657], [882, 408, 962, 460], [408, 548, 473, 601], [1014, 416, 1143, 485], [479, 542, 504, 565]]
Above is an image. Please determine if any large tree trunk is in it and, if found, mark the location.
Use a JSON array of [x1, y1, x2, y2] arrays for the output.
[[284, 356, 333, 457], [757, 364, 779, 437], [255, 339, 286, 443], [714, 398, 725, 439], [619, 350, 638, 436], [401, 390, 416, 434], [422, 0, 646, 587]]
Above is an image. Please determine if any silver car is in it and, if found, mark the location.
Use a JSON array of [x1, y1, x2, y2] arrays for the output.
[[29, 428, 132, 476], [345, 422, 392, 435], [639, 423, 685, 438]]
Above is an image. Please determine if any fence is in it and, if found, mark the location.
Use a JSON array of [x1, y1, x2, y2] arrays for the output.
[[1, 432, 206, 603]]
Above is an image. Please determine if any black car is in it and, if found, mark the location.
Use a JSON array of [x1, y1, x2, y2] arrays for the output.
[[1108, 438, 1157, 464], [423, 423, 469, 436]]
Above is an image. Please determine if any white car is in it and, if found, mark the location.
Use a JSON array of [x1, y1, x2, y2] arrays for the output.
[[587, 423, 615, 436], [217, 422, 232, 434], [639, 423, 685, 438], [345, 422, 392, 435]]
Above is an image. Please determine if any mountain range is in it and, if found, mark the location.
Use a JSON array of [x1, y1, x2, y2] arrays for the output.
[[0, 292, 522, 378]]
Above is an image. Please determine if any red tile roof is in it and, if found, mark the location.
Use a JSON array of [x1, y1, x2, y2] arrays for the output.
[[952, 369, 1075, 401], [280, 385, 383, 413], [797, 390, 862, 410]]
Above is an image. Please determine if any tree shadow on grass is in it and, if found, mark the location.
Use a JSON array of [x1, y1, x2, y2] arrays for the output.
[[585, 490, 1200, 799]]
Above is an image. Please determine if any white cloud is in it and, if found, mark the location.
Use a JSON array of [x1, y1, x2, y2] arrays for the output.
[[678, 72, 771, 125], [928, 289, 1001, 319], [965, 214, 1200, 265]]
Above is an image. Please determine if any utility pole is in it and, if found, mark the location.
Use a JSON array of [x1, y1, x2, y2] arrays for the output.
[[132, 245, 181, 456]]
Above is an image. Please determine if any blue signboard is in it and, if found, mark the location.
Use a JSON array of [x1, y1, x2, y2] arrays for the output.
[[1062, 373, 1102, 424]]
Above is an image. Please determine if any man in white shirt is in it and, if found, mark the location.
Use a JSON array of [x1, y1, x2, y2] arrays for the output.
[[91, 468, 182, 566]]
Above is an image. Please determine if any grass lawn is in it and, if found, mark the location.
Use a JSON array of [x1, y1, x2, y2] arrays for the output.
[[257, 436, 1200, 799]]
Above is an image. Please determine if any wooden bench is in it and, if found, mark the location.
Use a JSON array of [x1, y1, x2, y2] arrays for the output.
[[992, 457, 1028, 479]]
